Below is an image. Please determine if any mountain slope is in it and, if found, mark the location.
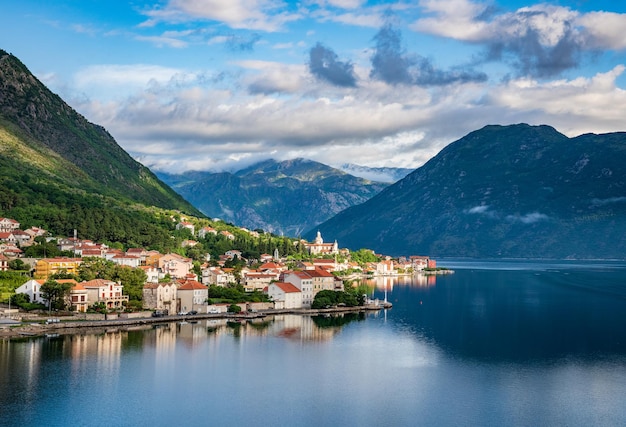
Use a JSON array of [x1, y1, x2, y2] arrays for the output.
[[0, 49, 199, 212], [0, 49, 202, 247], [158, 158, 389, 236], [311, 124, 626, 259]]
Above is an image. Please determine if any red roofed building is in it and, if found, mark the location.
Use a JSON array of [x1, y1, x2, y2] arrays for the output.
[[177, 280, 208, 313], [267, 282, 302, 309], [280, 270, 314, 308], [0, 218, 20, 233], [68, 283, 89, 312], [82, 279, 128, 310]]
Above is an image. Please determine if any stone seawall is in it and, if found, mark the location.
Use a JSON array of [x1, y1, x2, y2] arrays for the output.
[[1, 303, 392, 339]]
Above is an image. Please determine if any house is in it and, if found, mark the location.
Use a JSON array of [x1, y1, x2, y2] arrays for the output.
[[198, 227, 217, 239], [159, 253, 193, 279], [409, 256, 436, 270], [0, 218, 20, 233], [0, 232, 16, 245], [176, 221, 195, 235], [267, 282, 302, 309], [242, 272, 278, 292], [375, 260, 395, 275], [280, 271, 314, 308], [15, 279, 45, 304], [111, 254, 141, 268], [126, 248, 149, 264], [68, 283, 89, 312], [143, 282, 177, 313], [24, 226, 47, 238], [220, 230, 235, 240], [201, 266, 235, 286], [34, 258, 82, 279], [306, 267, 337, 294], [144, 250, 162, 268], [258, 262, 286, 273], [82, 279, 129, 310], [0, 254, 8, 271], [11, 230, 33, 246], [177, 280, 208, 313], [259, 253, 273, 263], [139, 265, 161, 283], [181, 239, 199, 248], [0, 245, 22, 258], [16, 278, 78, 305]]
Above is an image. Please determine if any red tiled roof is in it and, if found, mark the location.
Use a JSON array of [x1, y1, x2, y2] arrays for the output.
[[178, 280, 207, 290], [273, 282, 301, 293]]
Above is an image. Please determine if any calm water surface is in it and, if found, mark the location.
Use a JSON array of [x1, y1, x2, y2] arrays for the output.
[[2, 260, 626, 426]]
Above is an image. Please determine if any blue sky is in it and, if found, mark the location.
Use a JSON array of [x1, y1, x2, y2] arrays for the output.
[[2, 0, 626, 174]]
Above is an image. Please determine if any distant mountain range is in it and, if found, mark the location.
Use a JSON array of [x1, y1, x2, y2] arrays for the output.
[[157, 158, 392, 236], [0, 49, 201, 247], [311, 124, 626, 259]]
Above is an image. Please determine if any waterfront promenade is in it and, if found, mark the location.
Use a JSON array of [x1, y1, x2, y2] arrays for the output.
[[0, 302, 392, 339]]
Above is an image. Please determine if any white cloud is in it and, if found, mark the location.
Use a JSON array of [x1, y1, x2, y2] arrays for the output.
[[142, 0, 301, 32], [489, 66, 626, 135], [413, 0, 626, 53], [578, 11, 626, 50], [63, 58, 626, 173]]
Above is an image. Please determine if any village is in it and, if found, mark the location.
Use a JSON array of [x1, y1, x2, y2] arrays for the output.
[[0, 217, 439, 320]]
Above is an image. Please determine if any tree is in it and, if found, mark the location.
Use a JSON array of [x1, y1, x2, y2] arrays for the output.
[[40, 279, 72, 311], [8, 259, 28, 271], [228, 304, 242, 313]]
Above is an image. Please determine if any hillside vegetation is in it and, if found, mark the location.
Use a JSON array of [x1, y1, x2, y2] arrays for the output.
[[0, 49, 202, 249]]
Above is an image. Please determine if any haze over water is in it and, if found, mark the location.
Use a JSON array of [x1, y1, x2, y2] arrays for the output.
[[2, 260, 625, 426]]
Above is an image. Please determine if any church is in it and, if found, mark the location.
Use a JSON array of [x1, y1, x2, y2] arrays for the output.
[[304, 231, 338, 255]]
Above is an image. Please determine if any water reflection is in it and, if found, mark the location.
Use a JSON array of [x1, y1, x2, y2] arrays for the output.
[[382, 266, 626, 363]]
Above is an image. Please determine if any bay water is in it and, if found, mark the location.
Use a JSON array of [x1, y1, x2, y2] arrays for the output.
[[2, 260, 626, 426]]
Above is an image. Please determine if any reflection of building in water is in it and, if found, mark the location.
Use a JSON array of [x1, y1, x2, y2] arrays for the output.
[[270, 314, 339, 342], [411, 274, 437, 287], [177, 321, 208, 348], [67, 331, 125, 380], [372, 276, 396, 291]]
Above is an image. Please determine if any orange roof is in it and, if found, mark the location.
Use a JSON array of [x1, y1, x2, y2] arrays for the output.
[[82, 278, 116, 288], [178, 280, 207, 290], [273, 282, 301, 293]]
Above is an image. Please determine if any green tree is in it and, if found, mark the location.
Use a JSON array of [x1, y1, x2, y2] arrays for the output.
[[40, 279, 72, 311], [228, 303, 242, 313], [8, 259, 28, 271]]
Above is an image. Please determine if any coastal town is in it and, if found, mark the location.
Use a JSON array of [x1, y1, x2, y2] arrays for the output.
[[0, 216, 443, 333]]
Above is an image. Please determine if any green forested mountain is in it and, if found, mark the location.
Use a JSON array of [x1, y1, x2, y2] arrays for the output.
[[157, 158, 389, 237], [0, 49, 202, 249], [311, 124, 626, 259]]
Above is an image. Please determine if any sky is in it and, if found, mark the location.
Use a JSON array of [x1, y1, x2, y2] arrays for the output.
[[2, 0, 626, 174]]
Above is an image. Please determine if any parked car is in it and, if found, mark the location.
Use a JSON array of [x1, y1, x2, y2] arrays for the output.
[[152, 310, 165, 317], [187, 310, 198, 315], [178, 311, 187, 316]]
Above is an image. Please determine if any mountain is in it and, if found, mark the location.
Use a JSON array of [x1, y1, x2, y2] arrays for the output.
[[310, 124, 626, 259], [0, 49, 202, 247], [338, 163, 413, 183], [157, 158, 389, 236]]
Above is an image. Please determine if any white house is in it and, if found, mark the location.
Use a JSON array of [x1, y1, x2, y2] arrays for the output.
[[267, 282, 302, 309], [281, 271, 314, 308]]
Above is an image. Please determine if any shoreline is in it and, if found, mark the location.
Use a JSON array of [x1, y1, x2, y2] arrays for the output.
[[0, 303, 392, 340]]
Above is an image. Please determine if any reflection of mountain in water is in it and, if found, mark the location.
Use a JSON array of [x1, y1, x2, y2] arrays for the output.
[[388, 267, 626, 363]]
